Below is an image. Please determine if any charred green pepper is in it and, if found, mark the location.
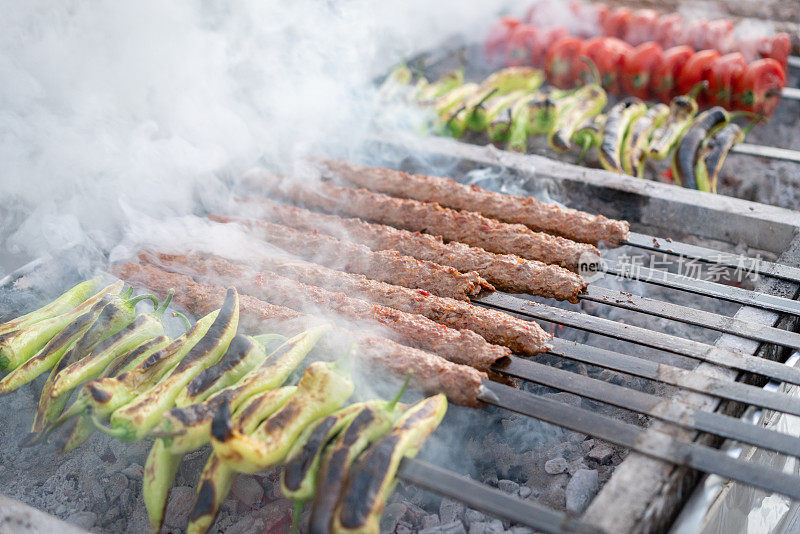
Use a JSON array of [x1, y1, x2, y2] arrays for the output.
[[98, 288, 239, 441], [0, 280, 124, 370], [696, 122, 747, 193], [548, 85, 607, 152], [414, 70, 464, 103], [647, 95, 699, 160], [571, 114, 606, 164], [623, 103, 669, 176], [671, 107, 729, 189], [0, 277, 104, 336], [599, 98, 647, 173], [332, 394, 447, 533], [174, 333, 284, 408], [144, 386, 297, 534], [0, 288, 151, 393], [210, 359, 354, 473], [186, 453, 236, 534]]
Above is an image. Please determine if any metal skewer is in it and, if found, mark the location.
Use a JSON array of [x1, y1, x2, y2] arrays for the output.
[[788, 56, 800, 69], [732, 143, 800, 164], [481, 381, 800, 501], [579, 285, 800, 351], [399, 459, 600, 534], [622, 231, 800, 285], [499, 356, 800, 456], [601, 258, 800, 318], [547, 338, 798, 413], [781, 87, 800, 101], [474, 292, 800, 386]]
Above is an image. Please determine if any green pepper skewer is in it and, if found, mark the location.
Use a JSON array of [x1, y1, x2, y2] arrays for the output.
[[0, 277, 105, 336], [210, 358, 354, 474], [548, 85, 607, 152], [82, 310, 219, 426], [173, 333, 285, 408], [0, 280, 124, 370], [332, 394, 447, 533], [96, 288, 239, 441], [599, 98, 647, 173], [671, 107, 729, 189], [624, 103, 670, 176], [647, 87, 704, 160]]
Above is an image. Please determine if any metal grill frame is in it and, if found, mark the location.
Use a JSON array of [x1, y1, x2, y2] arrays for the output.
[[369, 132, 800, 533]]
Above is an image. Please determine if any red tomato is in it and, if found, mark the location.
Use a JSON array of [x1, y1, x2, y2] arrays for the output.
[[621, 42, 664, 99], [624, 9, 658, 46], [533, 26, 569, 66], [572, 37, 606, 85], [485, 16, 522, 65], [593, 37, 632, 94], [545, 36, 583, 88], [707, 53, 747, 108], [676, 49, 720, 99], [651, 45, 694, 102], [654, 13, 683, 49], [602, 7, 631, 39], [505, 24, 539, 67], [733, 58, 786, 116], [764, 33, 791, 69]]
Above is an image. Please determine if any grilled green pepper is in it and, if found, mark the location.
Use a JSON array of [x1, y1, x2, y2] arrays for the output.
[[460, 67, 543, 132], [671, 107, 729, 189], [470, 90, 524, 133], [211, 359, 354, 473], [186, 453, 236, 534], [0, 280, 124, 370], [48, 291, 170, 398], [280, 403, 365, 501], [98, 288, 239, 441], [572, 114, 606, 164], [623, 103, 670, 177], [174, 333, 284, 408], [0, 277, 105, 336], [154, 326, 328, 454], [308, 401, 401, 534], [415, 69, 464, 102], [0, 288, 145, 393], [696, 122, 745, 193], [144, 386, 296, 534], [647, 95, 699, 160], [599, 98, 647, 173], [50, 335, 172, 452], [332, 394, 447, 533], [376, 64, 412, 103], [548, 85, 607, 152]]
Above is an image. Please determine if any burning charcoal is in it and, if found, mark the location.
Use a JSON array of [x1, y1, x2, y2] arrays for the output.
[[104, 472, 129, 502], [121, 464, 143, 481], [464, 509, 486, 526], [396, 520, 414, 534], [230, 475, 265, 509], [518, 486, 532, 498], [163, 485, 196, 529], [540, 484, 567, 510], [581, 439, 596, 452], [439, 520, 468, 534], [380, 502, 408, 532], [467, 519, 504, 534], [65, 511, 97, 530], [587, 443, 615, 465], [422, 514, 441, 529], [544, 457, 568, 475], [439, 497, 466, 524], [565, 469, 599, 513], [497, 479, 520, 494]]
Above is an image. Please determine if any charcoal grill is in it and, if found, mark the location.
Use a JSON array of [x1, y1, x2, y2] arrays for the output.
[[360, 132, 800, 533]]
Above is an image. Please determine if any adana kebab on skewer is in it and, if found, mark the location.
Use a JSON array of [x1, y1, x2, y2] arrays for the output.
[[144, 251, 553, 355], [246, 174, 599, 271], [114, 262, 488, 407], [141, 252, 512, 373], [319, 159, 630, 246], [207, 216, 491, 302], [230, 196, 586, 302]]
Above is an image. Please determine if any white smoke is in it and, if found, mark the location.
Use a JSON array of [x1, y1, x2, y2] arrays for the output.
[[0, 0, 511, 267]]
